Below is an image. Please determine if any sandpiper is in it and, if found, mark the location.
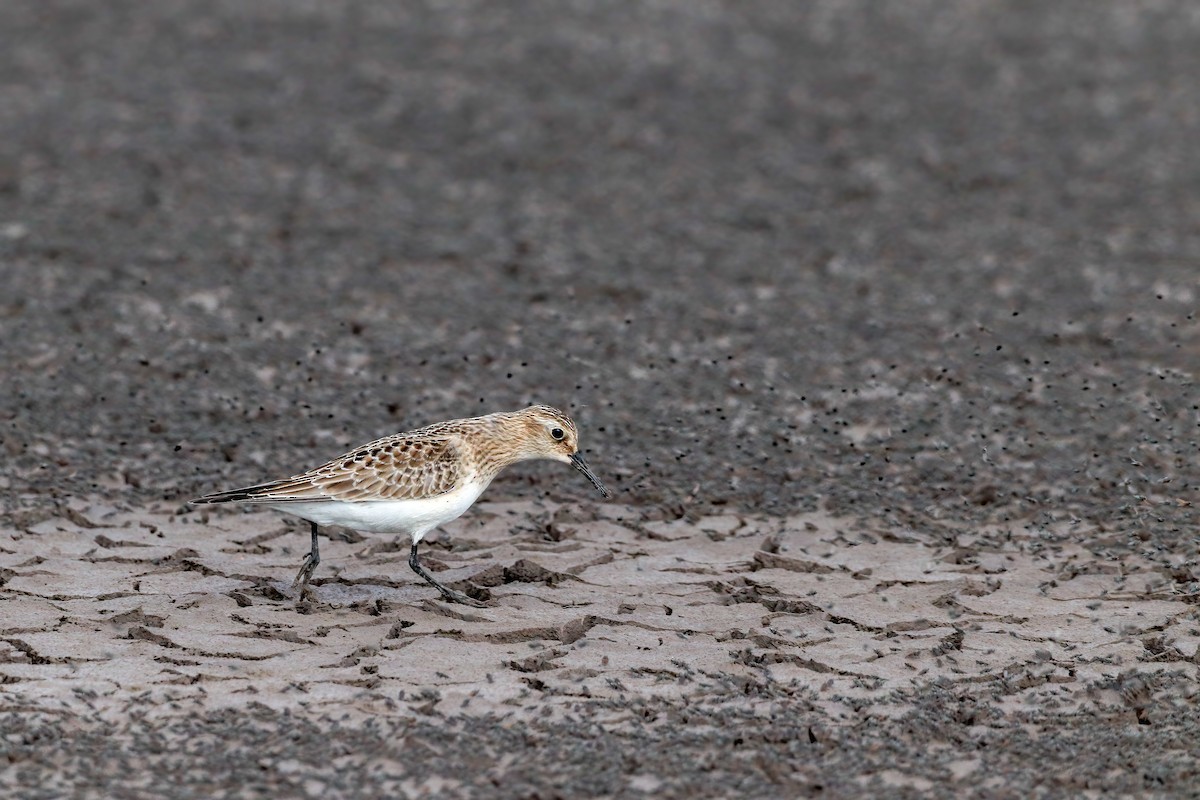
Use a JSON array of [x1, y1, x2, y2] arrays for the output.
[[192, 405, 611, 606]]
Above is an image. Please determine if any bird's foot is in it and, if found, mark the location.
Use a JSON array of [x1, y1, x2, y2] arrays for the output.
[[436, 586, 488, 608], [292, 553, 319, 596]]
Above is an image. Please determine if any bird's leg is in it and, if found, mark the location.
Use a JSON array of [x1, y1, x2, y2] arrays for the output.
[[292, 521, 321, 597], [408, 541, 485, 607]]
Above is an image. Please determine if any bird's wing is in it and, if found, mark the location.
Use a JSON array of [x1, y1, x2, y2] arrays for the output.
[[193, 434, 465, 504]]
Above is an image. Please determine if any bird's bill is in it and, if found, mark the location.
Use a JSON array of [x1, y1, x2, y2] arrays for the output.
[[570, 452, 612, 499]]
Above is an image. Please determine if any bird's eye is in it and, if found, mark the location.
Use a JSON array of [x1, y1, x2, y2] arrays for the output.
[[551, 427, 565, 441]]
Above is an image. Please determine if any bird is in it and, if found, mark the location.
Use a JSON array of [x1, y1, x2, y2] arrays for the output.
[[191, 405, 611, 606]]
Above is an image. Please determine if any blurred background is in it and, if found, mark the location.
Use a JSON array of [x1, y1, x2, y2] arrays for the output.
[[1, 0, 1198, 551]]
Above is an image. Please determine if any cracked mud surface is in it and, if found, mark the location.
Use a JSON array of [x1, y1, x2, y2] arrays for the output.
[[3, 500, 1198, 796], [3, 1, 1200, 797]]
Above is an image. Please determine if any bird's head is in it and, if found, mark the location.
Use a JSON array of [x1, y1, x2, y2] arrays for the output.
[[513, 405, 611, 499]]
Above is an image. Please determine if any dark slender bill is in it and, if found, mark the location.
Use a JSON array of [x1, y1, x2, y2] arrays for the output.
[[570, 452, 612, 499]]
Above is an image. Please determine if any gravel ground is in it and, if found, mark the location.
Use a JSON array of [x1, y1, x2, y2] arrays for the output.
[[2, 1, 1200, 797]]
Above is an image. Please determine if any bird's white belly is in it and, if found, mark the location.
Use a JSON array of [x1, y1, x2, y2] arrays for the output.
[[267, 481, 487, 542]]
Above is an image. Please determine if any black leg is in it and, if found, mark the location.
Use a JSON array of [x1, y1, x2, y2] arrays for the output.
[[408, 541, 485, 607], [292, 521, 321, 596]]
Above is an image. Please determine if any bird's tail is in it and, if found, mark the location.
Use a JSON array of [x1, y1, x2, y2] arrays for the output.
[[192, 475, 324, 505], [191, 482, 282, 504]]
